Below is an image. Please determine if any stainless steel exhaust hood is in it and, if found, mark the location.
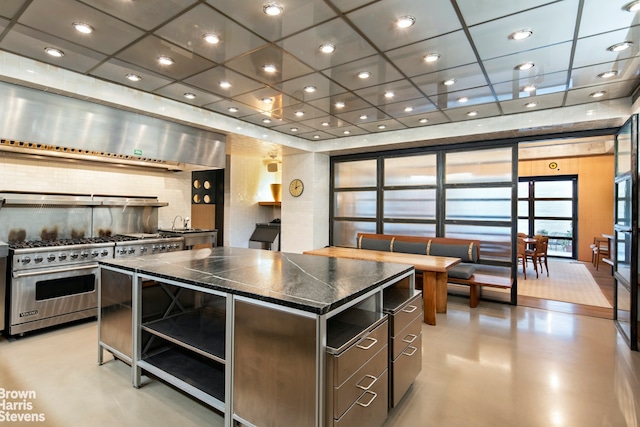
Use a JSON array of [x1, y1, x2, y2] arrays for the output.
[[0, 81, 225, 171]]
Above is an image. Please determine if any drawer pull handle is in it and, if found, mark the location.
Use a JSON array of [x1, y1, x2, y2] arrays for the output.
[[403, 346, 418, 357], [356, 337, 378, 350], [402, 305, 417, 314], [402, 334, 418, 344], [356, 374, 377, 391], [356, 391, 377, 408]]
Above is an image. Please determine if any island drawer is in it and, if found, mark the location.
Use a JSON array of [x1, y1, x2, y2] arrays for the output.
[[388, 293, 422, 337], [390, 314, 422, 360], [332, 369, 388, 427], [330, 344, 387, 419], [327, 319, 388, 387], [390, 333, 422, 408]]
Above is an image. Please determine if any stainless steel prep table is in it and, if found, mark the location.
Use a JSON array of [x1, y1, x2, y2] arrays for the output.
[[98, 247, 417, 427]]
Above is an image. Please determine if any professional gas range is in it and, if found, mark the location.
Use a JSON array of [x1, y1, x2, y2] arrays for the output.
[[6, 234, 184, 335]]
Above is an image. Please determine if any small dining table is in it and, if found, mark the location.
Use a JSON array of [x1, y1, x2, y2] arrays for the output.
[[303, 246, 460, 325]]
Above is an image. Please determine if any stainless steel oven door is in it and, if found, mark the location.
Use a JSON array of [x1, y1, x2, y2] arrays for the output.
[[9, 263, 98, 334]]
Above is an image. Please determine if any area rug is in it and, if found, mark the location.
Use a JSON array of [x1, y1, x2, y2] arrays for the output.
[[517, 260, 612, 308]]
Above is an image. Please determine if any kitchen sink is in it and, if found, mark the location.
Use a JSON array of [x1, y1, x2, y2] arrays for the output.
[[159, 228, 213, 234], [158, 228, 217, 248]]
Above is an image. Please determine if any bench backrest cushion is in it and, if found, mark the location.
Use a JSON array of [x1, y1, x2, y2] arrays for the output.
[[358, 236, 392, 251], [392, 240, 428, 255], [428, 242, 478, 263]]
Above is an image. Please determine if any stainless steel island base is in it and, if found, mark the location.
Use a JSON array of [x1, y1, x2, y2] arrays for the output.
[[98, 247, 419, 427]]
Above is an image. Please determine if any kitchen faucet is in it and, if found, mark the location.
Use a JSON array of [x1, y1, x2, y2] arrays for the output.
[[172, 215, 190, 230]]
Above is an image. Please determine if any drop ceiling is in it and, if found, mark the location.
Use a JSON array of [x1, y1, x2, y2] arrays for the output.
[[0, 0, 638, 149]]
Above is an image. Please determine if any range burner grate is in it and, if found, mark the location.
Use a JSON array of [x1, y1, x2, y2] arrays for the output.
[[8, 235, 138, 249]]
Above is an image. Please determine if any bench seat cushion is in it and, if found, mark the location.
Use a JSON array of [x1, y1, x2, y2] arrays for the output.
[[447, 263, 476, 280]]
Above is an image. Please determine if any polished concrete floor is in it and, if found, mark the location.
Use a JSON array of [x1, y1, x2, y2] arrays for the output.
[[1, 296, 639, 427]]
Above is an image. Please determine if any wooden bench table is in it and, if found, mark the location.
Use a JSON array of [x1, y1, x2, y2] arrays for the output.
[[303, 246, 460, 326]]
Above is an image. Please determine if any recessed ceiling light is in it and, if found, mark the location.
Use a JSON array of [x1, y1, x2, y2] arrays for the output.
[[396, 16, 416, 29], [203, 33, 220, 44], [457, 96, 469, 103], [183, 93, 196, 100], [523, 85, 537, 92], [228, 107, 239, 113], [158, 56, 174, 65], [624, 0, 640, 12], [597, 70, 618, 79], [263, 3, 283, 16], [319, 43, 336, 54], [424, 53, 440, 63], [295, 111, 304, 117], [262, 118, 272, 123], [516, 61, 535, 71], [404, 106, 414, 112], [419, 118, 428, 124], [360, 114, 368, 120], [44, 47, 64, 57], [525, 101, 537, 108], [313, 135, 320, 139], [262, 64, 277, 73], [73, 22, 94, 34], [220, 81, 231, 89], [608, 41, 633, 52], [357, 71, 371, 79], [304, 86, 317, 93], [378, 124, 387, 129], [262, 97, 273, 104], [335, 101, 345, 108], [290, 127, 298, 132], [443, 79, 456, 86], [508, 29, 532, 40], [125, 73, 141, 82], [342, 130, 350, 135], [384, 91, 395, 98], [590, 91, 606, 98], [321, 121, 330, 126], [467, 111, 478, 117]]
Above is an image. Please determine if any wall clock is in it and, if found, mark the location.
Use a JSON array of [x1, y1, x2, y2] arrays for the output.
[[289, 178, 304, 197]]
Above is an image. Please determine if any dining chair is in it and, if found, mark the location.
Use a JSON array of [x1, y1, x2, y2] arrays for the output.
[[536, 236, 549, 276], [517, 236, 527, 280], [525, 235, 541, 278], [593, 237, 610, 270]]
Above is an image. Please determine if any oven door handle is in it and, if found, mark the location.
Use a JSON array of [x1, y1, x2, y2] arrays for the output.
[[12, 264, 99, 278]]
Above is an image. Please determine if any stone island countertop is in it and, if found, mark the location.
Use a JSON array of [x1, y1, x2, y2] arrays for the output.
[[99, 246, 413, 314]]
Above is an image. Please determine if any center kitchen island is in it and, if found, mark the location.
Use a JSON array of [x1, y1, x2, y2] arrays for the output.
[[98, 247, 421, 427]]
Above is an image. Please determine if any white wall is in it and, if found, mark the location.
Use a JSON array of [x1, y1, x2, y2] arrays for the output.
[[281, 152, 330, 253]]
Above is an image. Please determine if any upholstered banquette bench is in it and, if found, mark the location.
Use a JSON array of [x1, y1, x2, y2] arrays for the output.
[[357, 233, 512, 308]]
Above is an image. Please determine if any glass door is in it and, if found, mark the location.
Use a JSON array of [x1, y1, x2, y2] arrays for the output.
[[613, 114, 638, 350], [518, 176, 577, 258]]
